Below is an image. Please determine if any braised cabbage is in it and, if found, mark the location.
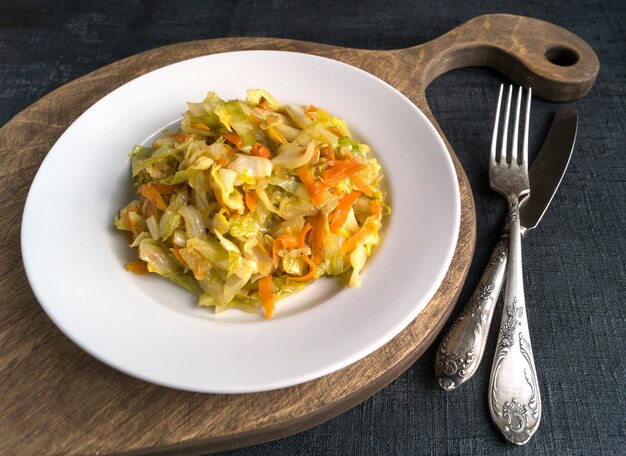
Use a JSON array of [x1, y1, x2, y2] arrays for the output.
[[115, 90, 388, 318]]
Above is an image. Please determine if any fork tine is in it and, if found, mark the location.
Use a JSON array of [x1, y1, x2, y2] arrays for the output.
[[500, 85, 513, 163], [490, 84, 504, 164], [511, 86, 522, 165], [523, 87, 532, 170]]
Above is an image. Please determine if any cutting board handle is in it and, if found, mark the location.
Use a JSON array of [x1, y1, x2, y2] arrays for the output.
[[402, 13, 599, 101]]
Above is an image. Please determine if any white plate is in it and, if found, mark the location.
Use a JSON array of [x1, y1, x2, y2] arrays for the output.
[[21, 51, 460, 393]]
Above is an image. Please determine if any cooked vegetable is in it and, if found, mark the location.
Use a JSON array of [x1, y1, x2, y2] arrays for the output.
[[258, 275, 274, 318], [115, 90, 388, 317]]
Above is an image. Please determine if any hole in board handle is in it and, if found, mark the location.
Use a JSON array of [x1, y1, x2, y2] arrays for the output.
[[544, 45, 579, 67]]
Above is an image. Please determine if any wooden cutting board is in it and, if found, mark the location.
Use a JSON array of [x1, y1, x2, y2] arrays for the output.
[[0, 14, 597, 455]]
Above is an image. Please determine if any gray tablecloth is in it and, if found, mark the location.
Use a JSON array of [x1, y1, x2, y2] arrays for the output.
[[2, 1, 624, 454]]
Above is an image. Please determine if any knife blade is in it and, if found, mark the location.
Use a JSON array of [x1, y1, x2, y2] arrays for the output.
[[435, 106, 578, 391], [520, 106, 578, 231]]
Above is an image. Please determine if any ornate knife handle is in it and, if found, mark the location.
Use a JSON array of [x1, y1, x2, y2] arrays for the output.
[[488, 200, 541, 445], [435, 235, 509, 391]]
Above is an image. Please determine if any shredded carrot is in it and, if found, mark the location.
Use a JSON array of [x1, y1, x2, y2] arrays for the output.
[[280, 235, 298, 249], [267, 126, 287, 144], [244, 190, 257, 212], [329, 191, 361, 233], [250, 142, 272, 158], [321, 157, 366, 186], [297, 166, 328, 207], [302, 252, 317, 274], [215, 156, 230, 166], [151, 183, 178, 194], [126, 219, 139, 238], [340, 224, 375, 256], [191, 122, 210, 131], [224, 132, 244, 148], [288, 253, 318, 282], [137, 183, 167, 211], [168, 133, 189, 143], [308, 212, 328, 265], [272, 234, 298, 267], [298, 223, 313, 249], [259, 275, 274, 319], [187, 256, 210, 280], [305, 105, 318, 119], [125, 260, 149, 274], [370, 200, 382, 218], [350, 172, 374, 197]]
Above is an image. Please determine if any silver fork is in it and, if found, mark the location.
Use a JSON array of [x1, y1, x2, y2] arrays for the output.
[[488, 85, 541, 445]]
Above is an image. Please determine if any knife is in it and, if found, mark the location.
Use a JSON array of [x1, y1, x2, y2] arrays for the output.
[[435, 106, 578, 391]]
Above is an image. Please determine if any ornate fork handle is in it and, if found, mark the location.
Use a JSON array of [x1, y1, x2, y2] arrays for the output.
[[488, 198, 541, 445], [435, 234, 509, 391]]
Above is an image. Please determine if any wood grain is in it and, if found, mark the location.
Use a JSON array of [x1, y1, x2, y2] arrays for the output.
[[0, 14, 598, 455]]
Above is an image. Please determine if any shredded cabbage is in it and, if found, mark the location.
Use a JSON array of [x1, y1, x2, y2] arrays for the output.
[[115, 90, 388, 318]]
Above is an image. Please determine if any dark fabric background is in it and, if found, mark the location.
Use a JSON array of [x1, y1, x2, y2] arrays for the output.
[[2, 1, 625, 455]]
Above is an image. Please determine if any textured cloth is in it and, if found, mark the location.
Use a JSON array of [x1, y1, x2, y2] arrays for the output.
[[1, 1, 625, 455]]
